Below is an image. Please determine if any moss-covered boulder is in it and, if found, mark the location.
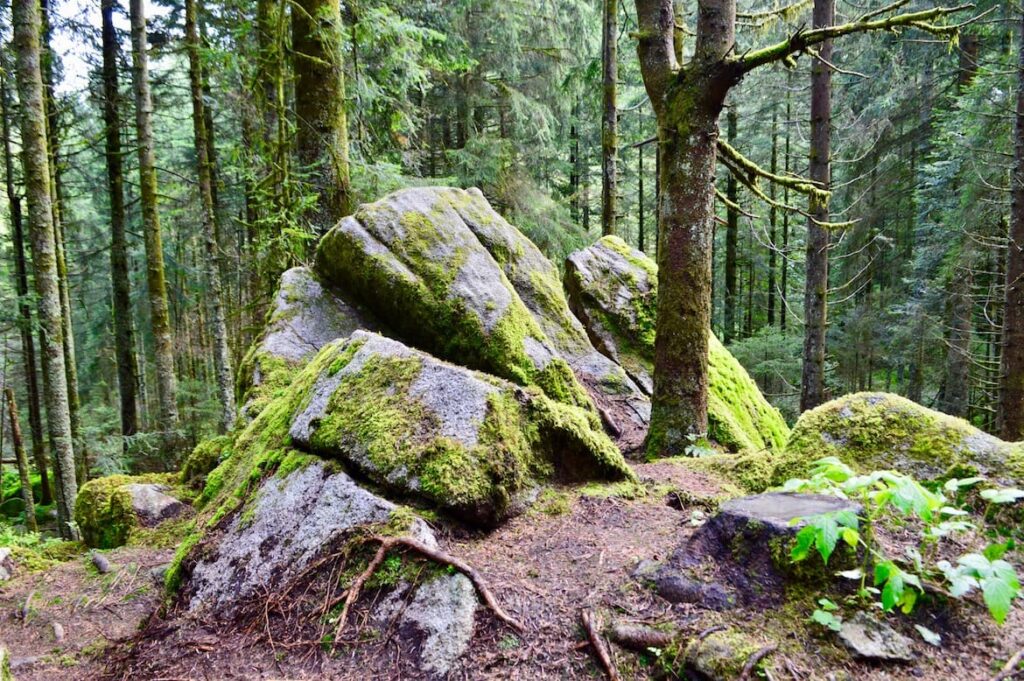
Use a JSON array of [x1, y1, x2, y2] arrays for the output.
[[783, 392, 1024, 482], [290, 331, 634, 525], [74, 473, 188, 549], [180, 435, 233, 488], [314, 187, 650, 452], [238, 266, 379, 418], [564, 235, 790, 452]]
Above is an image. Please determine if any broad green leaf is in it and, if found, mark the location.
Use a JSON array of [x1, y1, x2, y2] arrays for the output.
[[811, 609, 842, 631], [980, 488, 1024, 504], [791, 526, 816, 562]]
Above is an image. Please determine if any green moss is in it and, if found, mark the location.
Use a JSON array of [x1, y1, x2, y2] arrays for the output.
[[783, 392, 1024, 482], [660, 628, 764, 679], [127, 516, 194, 550], [73, 473, 179, 549], [534, 488, 573, 515], [237, 349, 300, 419], [164, 529, 202, 595], [181, 435, 233, 488]]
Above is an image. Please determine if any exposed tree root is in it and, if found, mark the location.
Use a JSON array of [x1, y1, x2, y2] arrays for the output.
[[739, 644, 778, 680], [607, 622, 676, 651], [332, 535, 524, 650], [581, 608, 621, 681], [993, 648, 1024, 681]]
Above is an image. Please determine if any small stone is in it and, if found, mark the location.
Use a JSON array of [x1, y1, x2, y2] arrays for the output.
[[51, 621, 65, 642], [838, 611, 915, 662], [91, 551, 113, 574], [631, 558, 660, 578], [0, 548, 14, 581], [149, 563, 169, 585]]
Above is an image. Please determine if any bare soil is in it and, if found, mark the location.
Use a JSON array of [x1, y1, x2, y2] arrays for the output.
[[1, 460, 1021, 680]]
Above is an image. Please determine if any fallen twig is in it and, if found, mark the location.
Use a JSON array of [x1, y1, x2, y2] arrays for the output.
[[331, 535, 524, 650], [581, 608, 621, 681], [607, 622, 677, 651], [993, 648, 1024, 681], [740, 644, 778, 680]]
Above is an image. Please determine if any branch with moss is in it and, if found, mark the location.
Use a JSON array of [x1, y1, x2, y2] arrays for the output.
[[734, 2, 973, 73], [717, 138, 829, 201]]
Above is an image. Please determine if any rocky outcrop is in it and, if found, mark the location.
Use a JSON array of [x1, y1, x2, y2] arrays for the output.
[[314, 187, 650, 452], [783, 392, 1024, 482], [290, 331, 633, 526], [237, 266, 379, 418], [74, 474, 188, 549], [564, 235, 790, 453]]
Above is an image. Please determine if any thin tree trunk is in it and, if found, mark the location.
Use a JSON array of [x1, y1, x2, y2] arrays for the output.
[[942, 265, 973, 417], [724, 106, 738, 344], [768, 109, 778, 327], [601, 0, 618, 236], [128, 0, 180, 454], [186, 0, 237, 433], [781, 77, 791, 333], [12, 0, 78, 537], [1000, 8, 1024, 440], [639, 143, 645, 252], [6, 388, 37, 533], [293, 0, 353, 235], [0, 63, 51, 506], [102, 0, 141, 442], [800, 0, 833, 412]]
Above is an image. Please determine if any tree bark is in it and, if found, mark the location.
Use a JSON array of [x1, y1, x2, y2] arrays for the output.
[[941, 265, 972, 417], [102, 0, 141, 442], [186, 0, 237, 433], [1000, 8, 1024, 440], [768, 109, 778, 327], [1, 62, 51, 506], [601, 0, 618, 236], [293, 0, 353, 235], [128, 0, 180, 453], [12, 0, 78, 537], [724, 106, 738, 343], [6, 388, 37, 533], [800, 0, 833, 412]]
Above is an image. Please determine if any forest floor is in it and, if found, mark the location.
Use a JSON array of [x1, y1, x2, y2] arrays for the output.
[[1, 459, 1021, 680]]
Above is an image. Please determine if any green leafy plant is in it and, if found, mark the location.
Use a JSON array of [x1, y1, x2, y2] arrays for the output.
[[782, 457, 1022, 625]]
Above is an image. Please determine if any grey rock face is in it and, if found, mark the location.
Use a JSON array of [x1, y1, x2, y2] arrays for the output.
[[399, 573, 479, 677], [0, 547, 13, 581], [838, 611, 915, 662], [185, 462, 435, 614], [121, 483, 186, 527]]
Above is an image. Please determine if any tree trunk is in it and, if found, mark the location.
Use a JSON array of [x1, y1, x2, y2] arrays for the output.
[[102, 0, 141, 442], [1000, 8, 1024, 440], [6, 388, 37, 533], [12, 0, 78, 537], [601, 0, 618, 236], [724, 107, 738, 344], [941, 265, 972, 417], [638, 143, 646, 252], [128, 0, 180, 454], [293, 0, 353, 235], [1, 63, 51, 506], [186, 0, 237, 433], [800, 0, 833, 412], [767, 109, 778, 327]]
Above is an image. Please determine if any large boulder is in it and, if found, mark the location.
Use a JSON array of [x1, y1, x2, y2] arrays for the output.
[[314, 187, 650, 452], [74, 474, 188, 549], [783, 392, 1024, 482], [238, 266, 379, 418], [290, 331, 634, 526], [564, 235, 790, 453]]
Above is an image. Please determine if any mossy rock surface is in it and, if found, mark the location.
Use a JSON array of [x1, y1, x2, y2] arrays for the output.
[[290, 331, 634, 526], [74, 473, 187, 549], [564, 235, 790, 453], [237, 266, 379, 419], [181, 435, 233, 488], [784, 392, 1024, 482], [314, 187, 650, 452]]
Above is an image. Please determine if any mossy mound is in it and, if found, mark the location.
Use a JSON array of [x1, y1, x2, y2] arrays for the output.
[[237, 266, 379, 419], [564, 235, 790, 453], [181, 435, 233, 488], [783, 392, 1024, 482], [291, 331, 634, 525], [74, 473, 186, 549], [313, 187, 652, 452]]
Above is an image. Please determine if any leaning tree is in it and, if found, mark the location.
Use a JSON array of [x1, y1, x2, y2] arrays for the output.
[[634, 0, 970, 455]]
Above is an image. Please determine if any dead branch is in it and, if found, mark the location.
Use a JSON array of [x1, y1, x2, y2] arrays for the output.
[[332, 535, 525, 649], [992, 648, 1024, 681], [607, 622, 677, 651], [740, 644, 778, 680], [582, 608, 621, 681]]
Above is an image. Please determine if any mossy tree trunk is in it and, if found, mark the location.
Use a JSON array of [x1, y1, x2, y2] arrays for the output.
[[186, 0, 237, 433], [767, 108, 778, 327], [601, 0, 618, 236], [102, 0, 141, 442], [1, 63, 52, 506], [128, 0, 181, 453], [6, 388, 37, 533], [293, 0, 353, 235], [12, 0, 78, 537], [800, 0, 833, 413], [1000, 7, 1024, 440]]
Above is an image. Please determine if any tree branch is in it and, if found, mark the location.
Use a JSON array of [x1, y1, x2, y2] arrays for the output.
[[717, 138, 829, 200], [735, 3, 973, 73]]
